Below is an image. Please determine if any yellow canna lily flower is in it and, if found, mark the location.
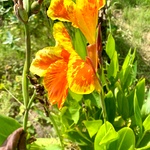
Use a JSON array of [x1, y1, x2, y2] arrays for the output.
[[47, 0, 105, 44], [30, 22, 101, 109]]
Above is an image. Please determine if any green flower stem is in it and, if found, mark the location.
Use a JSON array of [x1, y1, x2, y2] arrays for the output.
[[49, 111, 64, 150], [100, 88, 107, 122], [22, 23, 31, 131], [22, 23, 31, 108], [136, 132, 146, 147], [75, 127, 93, 144], [22, 61, 29, 108], [97, 70, 107, 123], [24, 23, 31, 76], [23, 91, 36, 130]]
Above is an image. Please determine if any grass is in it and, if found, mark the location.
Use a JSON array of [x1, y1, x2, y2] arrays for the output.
[[110, 0, 150, 86]]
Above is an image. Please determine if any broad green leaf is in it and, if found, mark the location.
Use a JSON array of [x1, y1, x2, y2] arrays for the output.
[[84, 91, 101, 108], [120, 65, 132, 89], [83, 120, 102, 138], [134, 90, 143, 135], [141, 89, 150, 116], [94, 121, 118, 150], [28, 138, 61, 150], [0, 114, 21, 146], [66, 130, 93, 146], [109, 127, 135, 150], [137, 132, 150, 149], [143, 114, 150, 132], [107, 51, 119, 78], [121, 49, 135, 72], [117, 127, 135, 150], [74, 28, 87, 60], [132, 61, 137, 82], [127, 90, 134, 116], [116, 89, 129, 119], [140, 114, 150, 149], [68, 89, 83, 102], [136, 78, 145, 109], [100, 67, 108, 88], [105, 91, 116, 123], [106, 34, 115, 59], [119, 49, 136, 88], [136, 144, 150, 150], [68, 99, 81, 124]]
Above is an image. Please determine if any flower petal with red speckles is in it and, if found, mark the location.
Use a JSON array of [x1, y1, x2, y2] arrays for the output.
[[44, 59, 68, 109]]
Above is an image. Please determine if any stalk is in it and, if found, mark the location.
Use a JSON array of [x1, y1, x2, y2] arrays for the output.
[[49, 111, 65, 150], [23, 91, 36, 130], [22, 23, 31, 131], [100, 87, 107, 122]]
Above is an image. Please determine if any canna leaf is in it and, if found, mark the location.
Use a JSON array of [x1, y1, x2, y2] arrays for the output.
[[0, 114, 21, 146], [94, 121, 118, 150], [83, 120, 102, 138]]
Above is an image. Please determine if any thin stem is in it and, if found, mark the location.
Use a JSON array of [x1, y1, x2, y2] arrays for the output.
[[22, 23, 31, 131], [23, 91, 36, 130], [75, 127, 93, 144], [4, 86, 23, 106], [100, 88, 107, 122], [48, 111, 64, 150], [24, 23, 31, 75], [136, 132, 146, 148], [22, 61, 29, 108]]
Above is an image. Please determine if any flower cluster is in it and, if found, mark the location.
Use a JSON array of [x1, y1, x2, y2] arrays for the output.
[[30, 0, 105, 108]]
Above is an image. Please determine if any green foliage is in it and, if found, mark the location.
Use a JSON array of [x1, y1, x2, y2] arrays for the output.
[[94, 121, 118, 150], [109, 127, 135, 150], [74, 28, 87, 60], [83, 120, 102, 138], [0, 114, 21, 145], [34, 33, 148, 150], [0, 0, 150, 149], [28, 138, 61, 150]]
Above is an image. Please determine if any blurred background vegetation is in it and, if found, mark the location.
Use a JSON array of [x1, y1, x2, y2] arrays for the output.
[[0, 0, 150, 137]]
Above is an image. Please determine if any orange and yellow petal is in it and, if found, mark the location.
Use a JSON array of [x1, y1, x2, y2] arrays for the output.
[[98, 0, 106, 9], [43, 59, 68, 109], [87, 43, 98, 71], [47, 0, 76, 23], [47, 0, 105, 44], [75, 0, 100, 44], [67, 52, 100, 94], [30, 47, 62, 77], [53, 22, 73, 51]]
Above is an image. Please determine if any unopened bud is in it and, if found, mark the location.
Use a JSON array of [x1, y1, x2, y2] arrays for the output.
[[31, 1, 41, 14], [14, 4, 28, 23]]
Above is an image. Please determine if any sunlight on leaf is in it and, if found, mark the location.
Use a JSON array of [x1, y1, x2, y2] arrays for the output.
[[106, 34, 115, 59], [117, 127, 135, 150], [83, 120, 102, 138], [94, 121, 118, 150], [74, 28, 87, 60], [143, 114, 150, 132], [134, 90, 143, 136], [68, 99, 81, 124], [28, 138, 61, 150], [136, 78, 145, 109], [0, 114, 21, 146], [141, 89, 150, 116]]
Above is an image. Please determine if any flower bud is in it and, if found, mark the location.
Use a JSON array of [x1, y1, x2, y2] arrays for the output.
[[31, 1, 41, 14], [14, 4, 28, 23]]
